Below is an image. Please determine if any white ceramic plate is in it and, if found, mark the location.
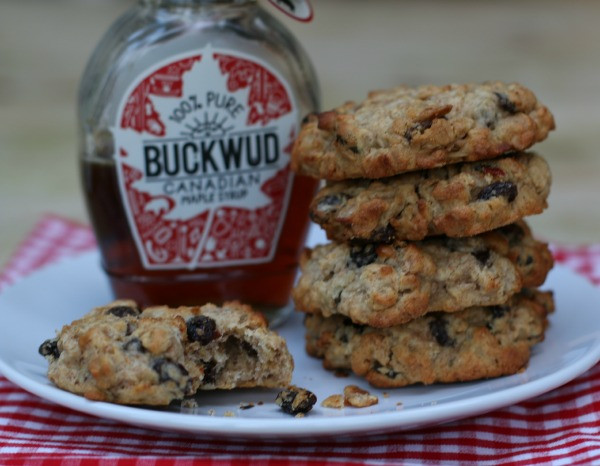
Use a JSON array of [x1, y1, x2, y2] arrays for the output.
[[1, 235, 600, 438]]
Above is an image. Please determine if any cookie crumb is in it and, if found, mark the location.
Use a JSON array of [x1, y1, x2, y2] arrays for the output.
[[257, 401, 264, 406], [344, 385, 378, 408], [181, 398, 198, 408], [321, 394, 345, 409], [383, 392, 390, 398], [239, 402, 255, 410], [224, 410, 235, 417], [207, 409, 216, 416], [276, 385, 317, 415], [334, 369, 350, 378]]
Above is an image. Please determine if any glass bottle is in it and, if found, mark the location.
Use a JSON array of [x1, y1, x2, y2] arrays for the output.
[[78, 0, 320, 325]]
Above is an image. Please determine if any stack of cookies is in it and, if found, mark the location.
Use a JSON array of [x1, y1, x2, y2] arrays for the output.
[[290, 82, 557, 388]]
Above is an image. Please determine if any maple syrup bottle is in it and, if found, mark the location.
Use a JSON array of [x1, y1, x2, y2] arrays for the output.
[[78, 0, 319, 325]]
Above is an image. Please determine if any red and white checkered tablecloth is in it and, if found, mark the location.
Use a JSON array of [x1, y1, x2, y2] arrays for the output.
[[1, 215, 600, 465]]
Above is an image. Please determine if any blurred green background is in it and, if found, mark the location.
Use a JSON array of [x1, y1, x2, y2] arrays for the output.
[[1, 0, 599, 266]]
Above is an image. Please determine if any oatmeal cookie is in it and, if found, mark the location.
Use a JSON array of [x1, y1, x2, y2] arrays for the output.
[[305, 289, 554, 387], [292, 221, 553, 327], [310, 152, 550, 242], [39, 300, 293, 405], [291, 82, 554, 180]]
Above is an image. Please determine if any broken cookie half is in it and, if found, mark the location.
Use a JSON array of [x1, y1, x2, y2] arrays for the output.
[[39, 300, 293, 405]]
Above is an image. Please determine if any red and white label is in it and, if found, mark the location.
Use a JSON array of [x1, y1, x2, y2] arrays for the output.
[[113, 47, 298, 270]]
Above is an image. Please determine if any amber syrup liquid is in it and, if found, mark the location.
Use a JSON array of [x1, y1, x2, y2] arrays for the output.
[[81, 158, 318, 320]]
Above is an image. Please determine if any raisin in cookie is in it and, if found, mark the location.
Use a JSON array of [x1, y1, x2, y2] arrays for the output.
[[305, 289, 553, 387], [291, 82, 554, 180], [292, 221, 553, 327], [310, 152, 550, 242], [39, 300, 293, 405]]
